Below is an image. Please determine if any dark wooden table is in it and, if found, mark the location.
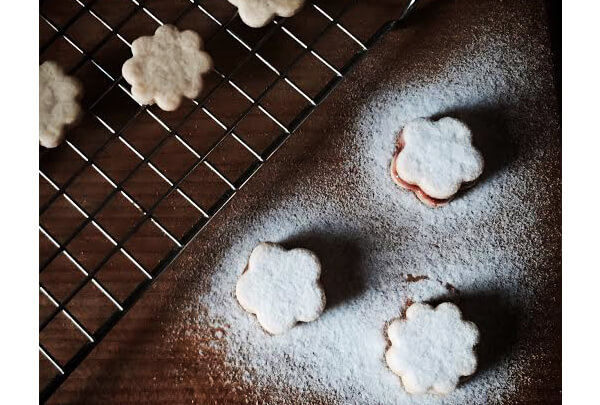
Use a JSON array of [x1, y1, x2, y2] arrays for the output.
[[40, 0, 561, 403]]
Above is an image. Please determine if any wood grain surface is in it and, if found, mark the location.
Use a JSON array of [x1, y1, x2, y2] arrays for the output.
[[40, 0, 561, 403]]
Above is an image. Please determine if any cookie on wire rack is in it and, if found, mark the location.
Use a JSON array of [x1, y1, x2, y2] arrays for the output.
[[122, 24, 213, 112], [39, 61, 83, 148], [228, 0, 306, 28]]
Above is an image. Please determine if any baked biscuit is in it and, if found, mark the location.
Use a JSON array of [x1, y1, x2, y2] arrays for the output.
[[122, 25, 213, 111], [236, 242, 325, 335], [390, 117, 484, 207], [39, 61, 83, 148]]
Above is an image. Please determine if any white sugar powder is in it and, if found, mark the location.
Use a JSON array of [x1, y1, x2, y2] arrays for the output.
[[194, 26, 559, 405]]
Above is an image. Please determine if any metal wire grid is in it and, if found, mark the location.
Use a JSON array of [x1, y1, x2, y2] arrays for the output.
[[39, 0, 417, 401]]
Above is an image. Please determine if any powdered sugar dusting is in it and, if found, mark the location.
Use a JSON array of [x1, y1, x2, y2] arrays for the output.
[[193, 20, 559, 405]]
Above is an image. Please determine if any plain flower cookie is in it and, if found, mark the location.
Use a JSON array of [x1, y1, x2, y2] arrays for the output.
[[39, 61, 83, 148], [228, 0, 306, 28], [122, 25, 212, 111], [385, 302, 479, 395], [390, 117, 484, 207], [235, 242, 325, 335]]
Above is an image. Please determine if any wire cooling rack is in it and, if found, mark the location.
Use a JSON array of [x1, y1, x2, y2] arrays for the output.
[[39, 0, 417, 401]]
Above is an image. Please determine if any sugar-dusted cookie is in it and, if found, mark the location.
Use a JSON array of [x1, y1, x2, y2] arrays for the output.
[[39, 61, 83, 148], [228, 0, 306, 28], [235, 242, 325, 335], [122, 24, 213, 111], [385, 302, 479, 395], [390, 117, 484, 207]]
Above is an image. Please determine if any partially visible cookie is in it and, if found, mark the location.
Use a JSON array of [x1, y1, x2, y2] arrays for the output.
[[390, 117, 484, 207], [39, 61, 83, 148], [235, 242, 326, 335], [385, 302, 479, 395], [122, 24, 213, 111], [228, 0, 306, 28]]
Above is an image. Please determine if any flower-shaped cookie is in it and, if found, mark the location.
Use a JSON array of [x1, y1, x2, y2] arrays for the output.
[[39, 61, 83, 148], [228, 0, 306, 28], [236, 242, 326, 334], [385, 302, 479, 395], [122, 24, 213, 111], [390, 117, 484, 207]]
